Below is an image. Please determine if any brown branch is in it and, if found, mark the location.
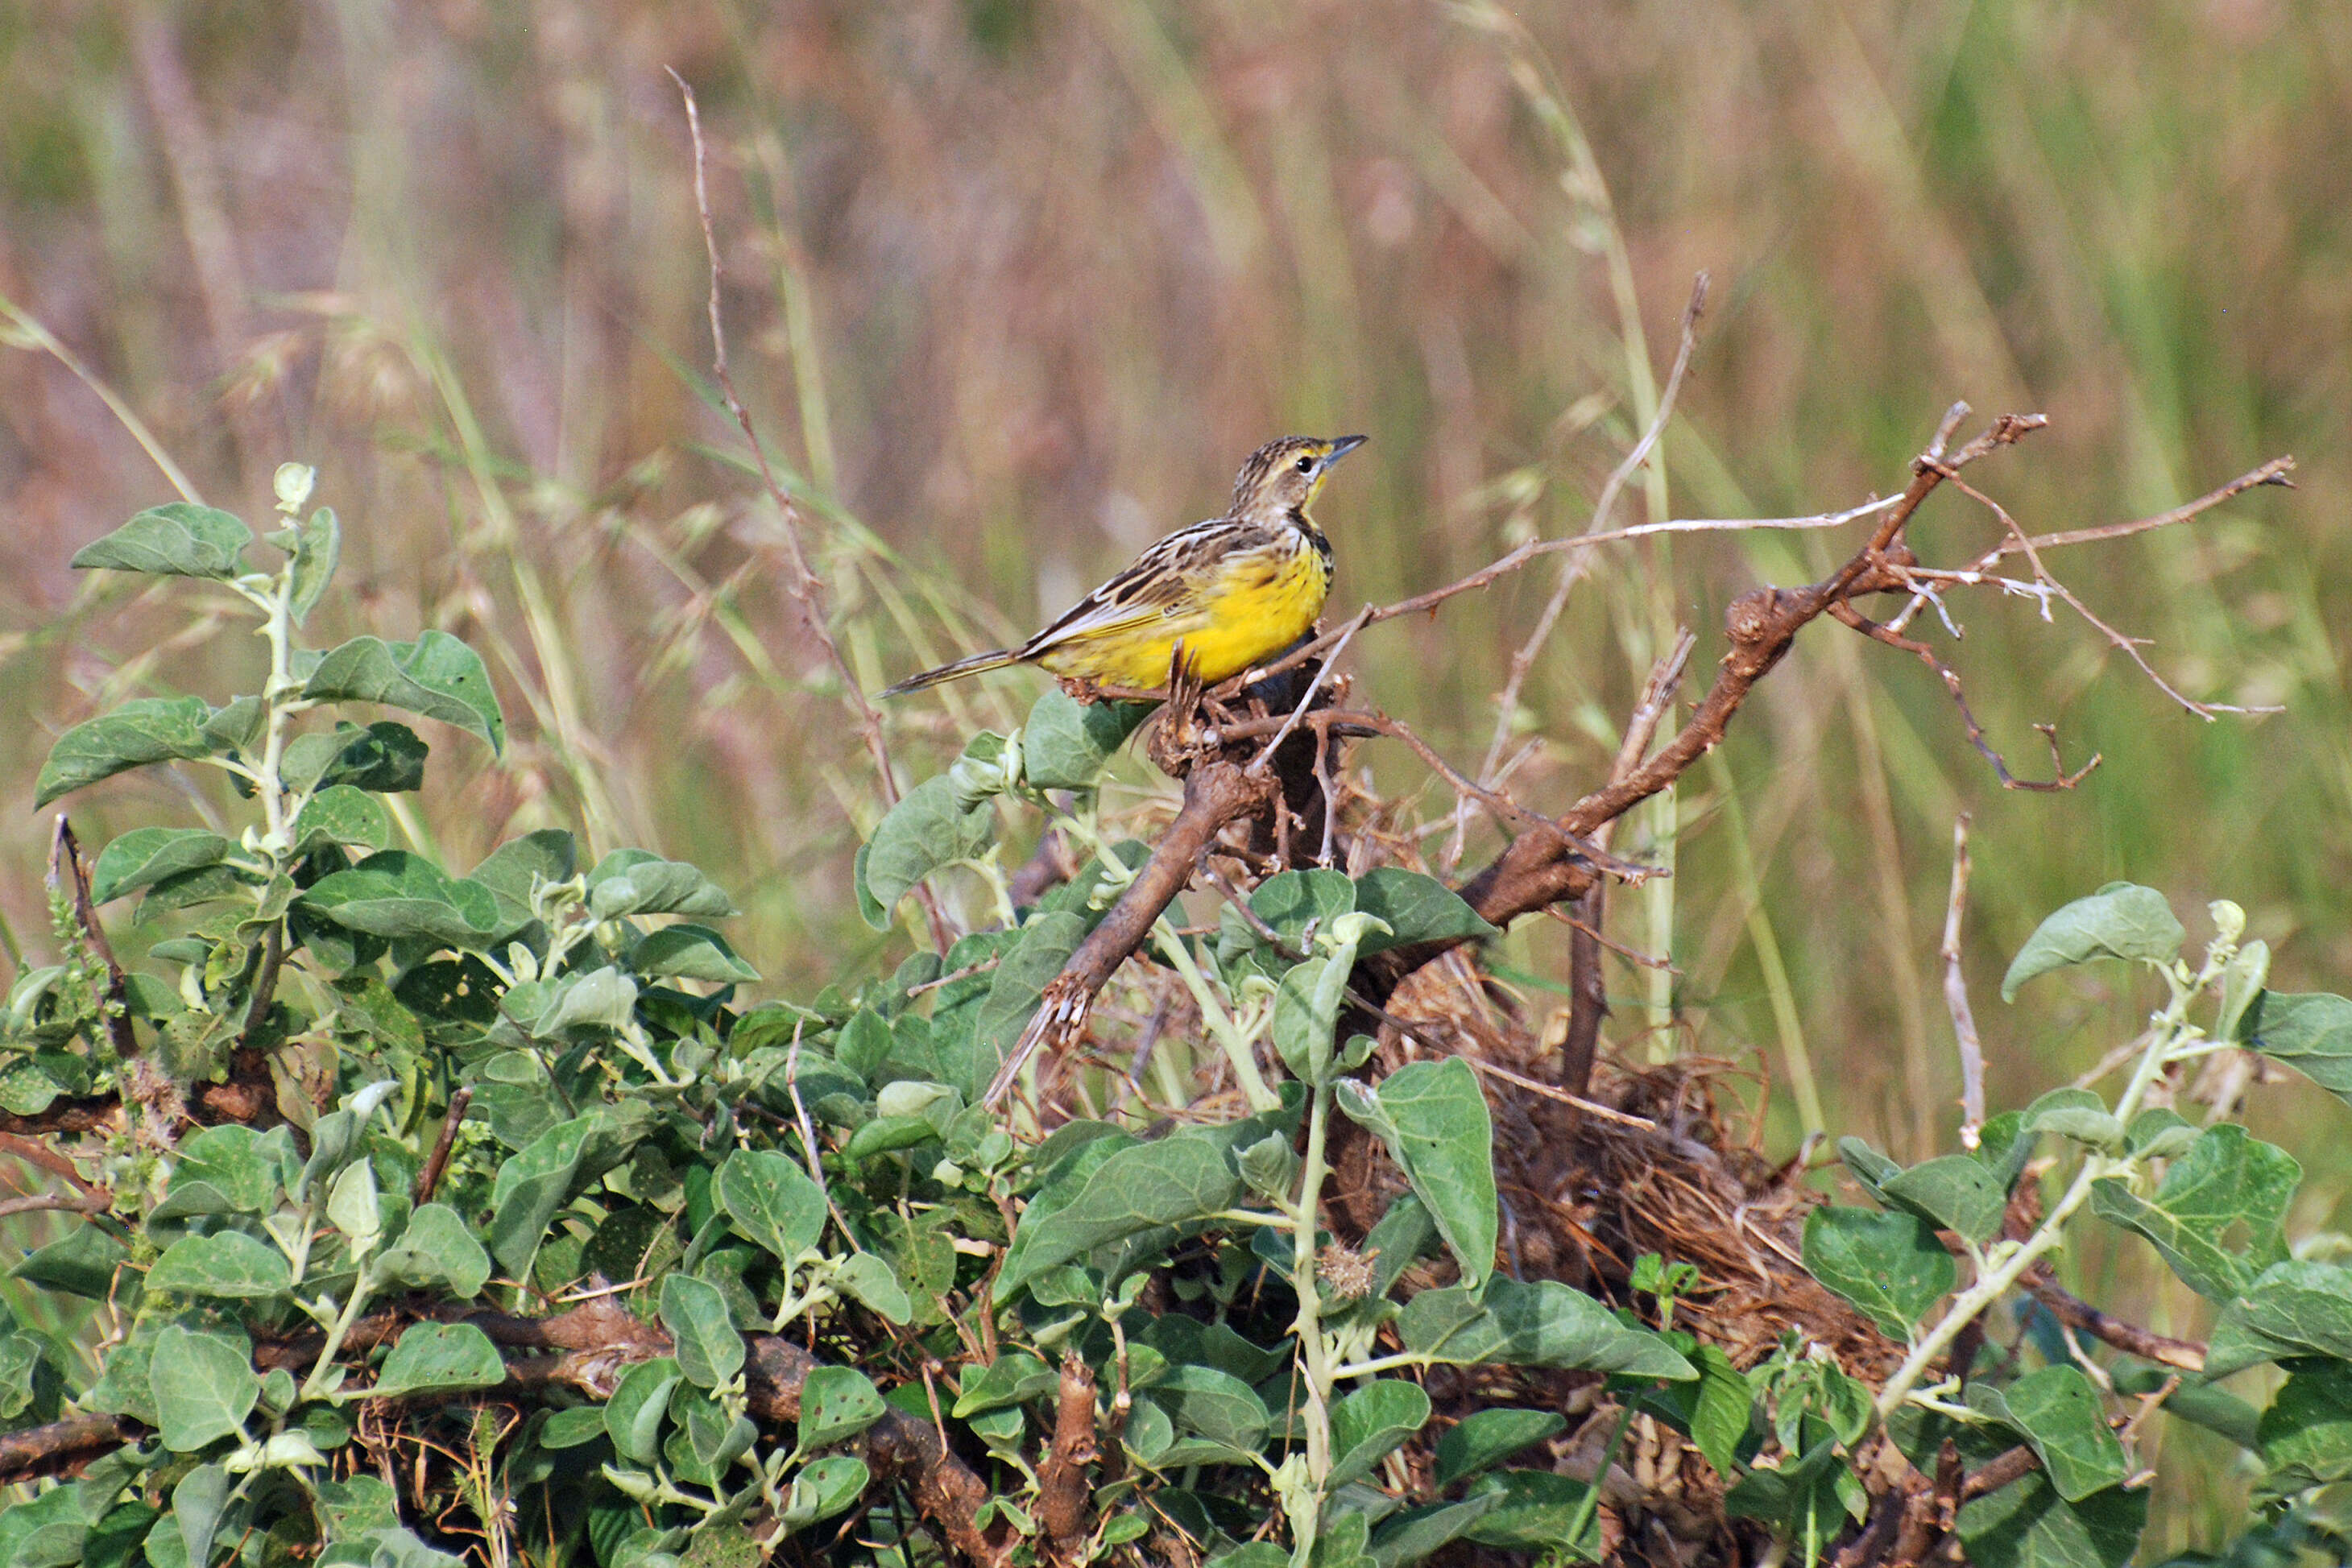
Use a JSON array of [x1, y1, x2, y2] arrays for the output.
[[412, 1086, 473, 1205], [742, 1334, 1014, 1568], [2022, 1265, 2206, 1372], [1960, 1444, 2044, 1501], [46, 817, 138, 1059], [0, 1190, 109, 1221], [1035, 1353, 1101, 1562], [0, 1413, 134, 1484], [982, 758, 1273, 1108]]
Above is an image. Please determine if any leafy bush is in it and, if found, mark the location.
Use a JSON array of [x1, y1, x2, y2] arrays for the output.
[[3, 473, 2350, 1568]]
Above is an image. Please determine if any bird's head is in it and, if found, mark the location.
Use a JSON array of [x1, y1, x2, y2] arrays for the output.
[[1231, 433, 1367, 521]]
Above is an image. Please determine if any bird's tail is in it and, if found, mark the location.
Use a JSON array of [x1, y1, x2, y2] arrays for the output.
[[879, 647, 1024, 697]]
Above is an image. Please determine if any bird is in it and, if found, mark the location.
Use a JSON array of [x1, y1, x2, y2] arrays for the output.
[[880, 434, 1368, 697]]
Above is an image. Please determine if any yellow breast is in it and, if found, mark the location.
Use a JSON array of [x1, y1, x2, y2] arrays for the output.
[[1038, 538, 1330, 689]]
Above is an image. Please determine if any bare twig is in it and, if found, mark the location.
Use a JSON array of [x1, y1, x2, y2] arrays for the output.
[[2021, 1265, 2206, 1372], [0, 1190, 109, 1221], [46, 817, 138, 1059], [413, 1086, 474, 1205], [1461, 1055, 1658, 1130], [1940, 817, 1986, 1148]]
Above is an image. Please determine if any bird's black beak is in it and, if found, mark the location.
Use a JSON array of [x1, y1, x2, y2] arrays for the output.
[[1322, 434, 1369, 470]]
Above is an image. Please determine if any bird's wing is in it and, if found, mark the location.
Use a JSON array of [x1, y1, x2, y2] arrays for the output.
[[1017, 517, 1244, 655]]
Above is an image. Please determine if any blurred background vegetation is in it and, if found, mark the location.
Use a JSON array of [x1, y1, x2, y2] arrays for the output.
[[0, 0, 2346, 1549]]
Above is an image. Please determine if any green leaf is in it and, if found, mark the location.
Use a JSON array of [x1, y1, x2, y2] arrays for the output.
[[858, 776, 995, 926], [89, 828, 231, 905], [1434, 1408, 1567, 1487], [541, 1408, 610, 1451], [2002, 883, 2183, 1001], [2022, 1087, 2125, 1151], [1329, 1380, 1432, 1490], [629, 925, 758, 984], [2255, 1359, 2352, 1495], [1351, 868, 1498, 954], [1802, 1206, 1957, 1340], [585, 850, 737, 920], [147, 1231, 294, 1299], [71, 503, 251, 578], [372, 1322, 506, 1398], [35, 696, 213, 805], [148, 1325, 259, 1450], [370, 1202, 492, 1299], [952, 1352, 1057, 1419], [291, 784, 393, 854], [659, 1273, 744, 1389], [1460, 1471, 1600, 1554], [313, 1475, 400, 1541], [303, 631, 506, 755], [781, 1454, 870, 1530], [286, 506, 341, 625], [300, 851, 502, 949], [487, 1115, 597, 1274], [1152, 1363, 1269, 1453], [798, 1365, 886, 1450], [1021, 689, 1150, 790], [1273, 950, 1352, 1086], [1369, 1496, 1501, 1566], [172, 1462, 229, 1568], [1885, 1155, 2008, 1247], [1954, 1471, 2146, 1568], [604, 1357, 682, 1466], [997, 1137, 1240, 1301], [1399, 1280, 1694, 1379], [2242, 990, 2352, 1109], [2205, 1260, 2352, 1377], [2214, 939, 2270, 1045], [1336, 1058, 1497, 1289], [168, 1125, 286, 1214], [1971, 1367, 2129, 1503], [968, 910, 1087, 1100], [11, 1223, 127, 1300], [834, 1252, 913, 1323], [2088, 1125, 2297, 1300], [300, 721, 429, 793], [1836, 1136, 1902, 1202], [714, 1149, 827, 1262]]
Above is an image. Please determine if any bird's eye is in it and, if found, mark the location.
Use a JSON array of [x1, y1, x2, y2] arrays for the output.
[[1294, 454, 1315, 473]]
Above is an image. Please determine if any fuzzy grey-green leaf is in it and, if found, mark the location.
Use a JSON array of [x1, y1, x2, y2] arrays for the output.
[[303, 631, 506, 755], [89, 827, 231, 904], [858, 776, 995, 926], [372, 1322, 505, 1398], [2002, 883, 2184, 1001], [2087, 1125, 2296, 1300], [149, 1326, 259, 1450], [71, 503, 252, 578], [35, 696, 214, 806], [1801, 1206, 1957, 1339], [660, 1272, 744, 1389]]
